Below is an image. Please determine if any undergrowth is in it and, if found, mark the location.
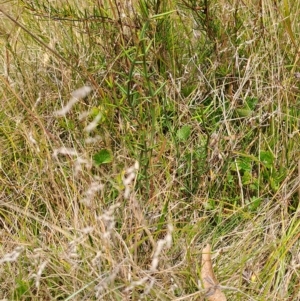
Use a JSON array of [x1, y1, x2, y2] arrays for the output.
[[0, 0, 299, 300]]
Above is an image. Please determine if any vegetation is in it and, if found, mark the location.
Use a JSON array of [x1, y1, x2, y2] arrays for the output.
[[0, 0, 299, 300]]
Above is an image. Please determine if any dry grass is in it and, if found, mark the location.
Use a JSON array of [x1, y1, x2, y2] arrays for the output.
[[0, 0, 300, 300]]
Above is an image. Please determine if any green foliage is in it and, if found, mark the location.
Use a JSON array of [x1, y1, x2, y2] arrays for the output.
[[176, 125, 191, 142], [93, 149, 113, 165], [13, 278, 32, 300]]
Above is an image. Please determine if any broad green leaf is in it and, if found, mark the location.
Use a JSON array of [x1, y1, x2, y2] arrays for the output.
[[93, 149, 113, 166], [235, 108, 252, 117], [177, 125, 191, 141], [260, 151, 274, 168], [236, 157, 252, 172]]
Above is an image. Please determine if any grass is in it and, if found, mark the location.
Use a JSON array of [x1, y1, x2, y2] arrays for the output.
[[0, 0, 299, 300]]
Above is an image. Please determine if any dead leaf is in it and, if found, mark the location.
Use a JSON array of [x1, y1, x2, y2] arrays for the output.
[[201, 244, 227, 301]]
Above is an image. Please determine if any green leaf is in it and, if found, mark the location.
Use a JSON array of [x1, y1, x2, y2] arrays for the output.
[[260, 151, 274, 168], [93, 149, 113, 166], [242, 171, 253, 185], [90, 106, 100, 117], [236, 157, 252, 172], [247, 197, 262, 211], [59, 119, 75, 130], [245, 97, 258, 111], [235, 108, 253, 117], [176, 125, 191, 141]]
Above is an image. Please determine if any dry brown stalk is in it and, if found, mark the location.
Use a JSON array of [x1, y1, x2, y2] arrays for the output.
[[201, 244, 227, 301]]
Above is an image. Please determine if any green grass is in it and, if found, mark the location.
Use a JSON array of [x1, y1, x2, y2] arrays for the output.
[[0, 0, 300, 300]]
